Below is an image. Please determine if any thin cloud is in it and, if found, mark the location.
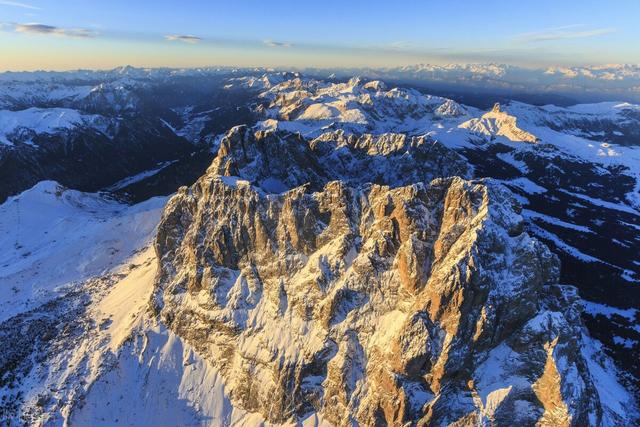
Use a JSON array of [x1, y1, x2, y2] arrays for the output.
[[14, 23, 96, 38], [264, 40, 292, 48], [373, 41, 415, 51], [515, 25, 616, 43], [165, 34, 202, 44], [0, 1, 40, 10]]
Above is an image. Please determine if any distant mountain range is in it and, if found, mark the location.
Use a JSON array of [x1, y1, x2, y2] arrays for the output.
[[311, 63, 640, 106], [3, 63, 640, 104]]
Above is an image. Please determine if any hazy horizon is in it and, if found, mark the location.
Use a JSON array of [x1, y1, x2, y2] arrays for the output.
[[1, 0, 639, 71], [1, 61, 640, 74]]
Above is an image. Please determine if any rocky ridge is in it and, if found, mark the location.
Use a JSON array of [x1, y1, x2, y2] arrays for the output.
[[149, 125, 634, 425], [459, 103, 539, 143], [208, 125, 469, 194], [247, 75, 640, 396]]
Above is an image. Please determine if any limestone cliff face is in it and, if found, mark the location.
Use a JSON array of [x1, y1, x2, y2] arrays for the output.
[[150, 127, 617, 426]]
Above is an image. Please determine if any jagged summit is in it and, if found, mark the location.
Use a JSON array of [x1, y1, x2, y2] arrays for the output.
[[435, 98, 467, 117], [362, 79, 386, 91], [145, 111, 635, 424], [152, 165, 628, 425], [208, 125, 469, 193], [459, 102, 539, 143]]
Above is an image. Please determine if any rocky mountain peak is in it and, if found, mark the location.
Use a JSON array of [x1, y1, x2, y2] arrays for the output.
[[147, 120, 626, 424], [362, 80, 387, 91], [207, 125, 470, 194], [460, 103, 539, 143]]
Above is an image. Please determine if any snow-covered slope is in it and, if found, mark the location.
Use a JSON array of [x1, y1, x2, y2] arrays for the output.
[[70, 322, 333, 426], [0, 76, 142, 113], [256, 76, 473, 137], [0, 108, 110, 146], [0, 181, 165, 321], [459, 102, 539, 142], [0, 82, 93, 109], [0, 182, 335, 426]]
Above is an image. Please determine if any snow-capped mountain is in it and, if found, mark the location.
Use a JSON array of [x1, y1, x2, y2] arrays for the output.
[[0, 69, 263, 204], [459, 103, 539, 142], [0, 70, 639, 426], [394, 63, 640, 85], [253, 76, 474, 137], [316, 63, 640, 104], [0, 107, 112, 147]]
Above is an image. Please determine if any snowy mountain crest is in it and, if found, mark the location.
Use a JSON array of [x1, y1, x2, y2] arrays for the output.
[[460, 103, 539, 143]]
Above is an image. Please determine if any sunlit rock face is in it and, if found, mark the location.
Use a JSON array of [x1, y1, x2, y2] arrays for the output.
[[459, 103, 539, 143], [151, 127, 613, 426]]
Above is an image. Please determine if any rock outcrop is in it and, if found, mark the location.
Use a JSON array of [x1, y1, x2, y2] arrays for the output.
[[459, 103, 539, 143], [208, 126, 469, 193], [149, 127, 623, 425]]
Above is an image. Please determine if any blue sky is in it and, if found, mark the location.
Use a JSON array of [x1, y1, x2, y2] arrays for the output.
[[0, 0, 638, 70]]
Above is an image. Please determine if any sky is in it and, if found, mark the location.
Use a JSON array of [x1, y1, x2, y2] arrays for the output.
[[0, 0, 639, 71]]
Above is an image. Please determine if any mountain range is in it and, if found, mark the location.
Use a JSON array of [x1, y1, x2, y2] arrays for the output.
[[0, 67, 638, 426]]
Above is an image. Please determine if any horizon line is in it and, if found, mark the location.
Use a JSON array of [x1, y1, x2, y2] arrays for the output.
[[1, 62, 640, 74]]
